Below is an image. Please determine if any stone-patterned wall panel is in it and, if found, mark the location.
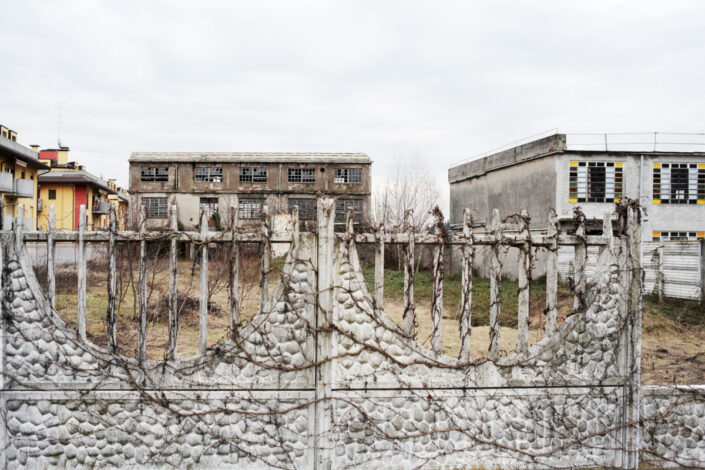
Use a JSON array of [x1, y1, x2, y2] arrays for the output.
[[640, 385, 705, 469], [3, 237, 317, 390], [331, 389, 626, 469], [5, 392, 313, 469], [332, 241, 628, 390]]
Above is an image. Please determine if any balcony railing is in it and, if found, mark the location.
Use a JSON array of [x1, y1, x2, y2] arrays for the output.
[[92, 200, 111, 214], [13, 179, 34, 198], [0, 173, 14, 193]]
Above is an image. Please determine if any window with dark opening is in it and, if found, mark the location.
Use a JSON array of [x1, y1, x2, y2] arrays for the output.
[[334, 168, 362, 183], [569, 161, 623, 203], [142, 197, 168, 218], [288, 168, 316, 183], [141, 167, 169, 182], [238, 198, 265, 219], [199, 197, 219, 219], [239, 167, 268, 183], [195, 166, 223, 183], [335, 199, 363, 222], [653, 163, 705, 204], [288, 198, 317, 221]]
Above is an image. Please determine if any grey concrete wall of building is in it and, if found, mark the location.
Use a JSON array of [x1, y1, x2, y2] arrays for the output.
[[449, 156, 557, 228]]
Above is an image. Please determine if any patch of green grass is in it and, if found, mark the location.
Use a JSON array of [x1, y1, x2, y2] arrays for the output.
[[643, 293, 704, 327], [364, 268, 705, 330], [362, 268, 550, 328]]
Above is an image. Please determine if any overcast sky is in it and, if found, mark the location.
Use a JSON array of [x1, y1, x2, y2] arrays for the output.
[[2, 0, 704, 210]]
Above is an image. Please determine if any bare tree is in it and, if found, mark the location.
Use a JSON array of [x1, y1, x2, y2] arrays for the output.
[[374, 159, 440, 268], [373, 159, 440, 232]]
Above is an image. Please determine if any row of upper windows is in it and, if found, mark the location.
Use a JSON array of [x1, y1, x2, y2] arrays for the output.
[[140, 166, 363, 184], [652, 231, 704, 241], [141, 196, 363, 222], [569, 161, 705, 205]]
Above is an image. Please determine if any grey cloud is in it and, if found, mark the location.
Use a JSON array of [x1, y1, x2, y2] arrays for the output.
[[1, 0, 704, 210]]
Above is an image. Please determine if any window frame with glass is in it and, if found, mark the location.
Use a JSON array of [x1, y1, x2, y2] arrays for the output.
[[569, 161, 623, 203], [335, 198, 363, 222], [653, 162, 705, 205], [140, 167, 169, 182], [194, 166, 224, 183], [238, 198, 266, 219], [288, 168, 316, 183], [288, 198, 317, 221], [334, 168, 362, 184], [142, 197, 168, 219], [239, 167, 268, 183]]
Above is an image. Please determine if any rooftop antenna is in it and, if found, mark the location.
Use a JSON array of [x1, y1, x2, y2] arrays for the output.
[[55, 101, 65, 147]]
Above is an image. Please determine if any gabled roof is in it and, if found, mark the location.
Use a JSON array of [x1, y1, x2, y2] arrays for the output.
[[129, 152, 372, 164], [38, 169, 116, 194], [0, 135, 50, 169]]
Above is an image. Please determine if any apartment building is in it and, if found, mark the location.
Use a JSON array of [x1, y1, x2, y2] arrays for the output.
[[0, 124, 48, 230], [37, 148, 117, 230], [128, 152, 372, 229], [107, 179, 130, 229], [448, 133, 705, 242]]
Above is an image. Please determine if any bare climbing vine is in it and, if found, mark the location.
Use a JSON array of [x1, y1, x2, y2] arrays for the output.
[[0, 199, 703, 469]]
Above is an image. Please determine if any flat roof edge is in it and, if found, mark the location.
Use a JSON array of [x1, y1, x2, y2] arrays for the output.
[[449, 134, 567, 184]]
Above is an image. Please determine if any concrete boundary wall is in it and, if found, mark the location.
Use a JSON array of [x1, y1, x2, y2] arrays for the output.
[[0, 202, 702, 468]]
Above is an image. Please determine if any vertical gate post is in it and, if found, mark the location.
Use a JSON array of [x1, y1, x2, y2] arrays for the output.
[[138, 205, 147, 363], [47, 205, 56, 311], [403, 210, 416, 337], [106, 206, 117, 353], [315, 197, 336, 469], [198, 209, 208, 355], [488, 209, 502, 361], [573, 207, 587, 312], [624, 204, 643, 469], [700, 240, 705, 300], [459, 209, 474, 361], [544, 209, 558, 338], [0, 215, 5, 470], [374, 223, 384, 310], [168, 202, 179, 359], [77, 204, 87, 341]]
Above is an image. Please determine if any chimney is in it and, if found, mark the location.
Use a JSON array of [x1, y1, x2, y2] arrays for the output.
[[57, 147, 69, 165], [30, 145, 39, 152]]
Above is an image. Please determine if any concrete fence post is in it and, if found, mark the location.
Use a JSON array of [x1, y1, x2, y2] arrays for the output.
[[488, 209, 502, 361], [625, 204, 643, 469], [315, 197, 336, 469], [168, 202, 179, 359], [77, 204, 86, 341], [138, 205, 147, 362], [700, 239, 705, 301]]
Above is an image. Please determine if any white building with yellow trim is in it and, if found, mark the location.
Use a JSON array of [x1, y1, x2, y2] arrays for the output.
[[448, 133, 705, 243]]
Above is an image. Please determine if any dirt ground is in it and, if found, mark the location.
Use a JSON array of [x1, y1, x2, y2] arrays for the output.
[[641, 308, 705, 384], [47, 259, 704, 384]]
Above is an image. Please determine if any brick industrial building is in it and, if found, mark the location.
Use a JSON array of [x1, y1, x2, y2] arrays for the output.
[[128, 152, 372, 229]]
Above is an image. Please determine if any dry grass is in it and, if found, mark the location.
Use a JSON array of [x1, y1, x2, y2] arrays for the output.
[[46, 251, 280, 360], [35, 253, 705, 384], [641, 301, 705, 384]]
